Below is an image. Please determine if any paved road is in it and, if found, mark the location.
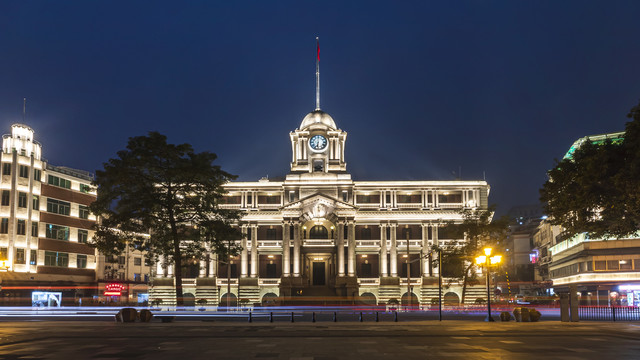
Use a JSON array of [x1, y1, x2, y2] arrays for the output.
[[0, 320, 638, 359]]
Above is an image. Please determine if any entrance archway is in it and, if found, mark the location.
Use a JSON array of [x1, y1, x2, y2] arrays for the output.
[[261, 293, 278, 306], [444, 292, 460, 306], [220, 293, 237, 307], [401, 292, 419, 306], [359, 292, 377, 305]]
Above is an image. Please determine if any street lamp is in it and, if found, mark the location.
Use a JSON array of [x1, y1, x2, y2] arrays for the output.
[[475, 247, 502, 322]]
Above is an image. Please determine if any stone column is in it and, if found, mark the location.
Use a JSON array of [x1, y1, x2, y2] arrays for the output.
[[199, 260, 207, 277], [422, 224, 429, 277], [380, 224, 388, 276], [390, 224, 397, 277], [347, 221, 356, 277], [337, 220, 345, 276], [293, 222, 300, 277], [283, 222, 290, 277], [157, 257, 166, 277], [250, 224, 258, 277], [167, 260, 174, 277], [209, 253, 217, 277], [241, 225, 248, 277]]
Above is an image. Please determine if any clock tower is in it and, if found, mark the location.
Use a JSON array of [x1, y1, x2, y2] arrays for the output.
[[289, 37, 347, 174], [289, 110, 347, 173]]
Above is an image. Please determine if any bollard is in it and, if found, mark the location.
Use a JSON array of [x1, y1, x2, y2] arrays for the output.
[[291, 311, 295, 323], [359, 312, 363, 322], [376, 312, 379, 322], [270, 312, 273, 323], [333, 312, 337, 322], [312, 312, 316, 322], [248, 311, 252, 323], [394, 311, 398, 322]]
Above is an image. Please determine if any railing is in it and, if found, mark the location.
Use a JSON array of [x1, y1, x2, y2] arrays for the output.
[[358, 278, 380, 285], [396, 203, 422, 209], [217, 278, 238, 286], [258, 240, 282, 248], [181, 278, 197, 286], [303, 239, 335, 247], [258, 278, 281, 286], [396, 240, 422, 248], [438, 203, 464, 209], [579, 306, 640, 321], [356, 203, 379, 208], [400, 278, 422, 286], [356, 240, 380, 247], [219, 204, 242, 209]]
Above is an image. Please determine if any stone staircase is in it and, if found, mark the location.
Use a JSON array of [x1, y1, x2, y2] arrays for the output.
[[378, 286, 401, 305]]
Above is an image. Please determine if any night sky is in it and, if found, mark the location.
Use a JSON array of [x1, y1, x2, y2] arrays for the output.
[[1, 1, 639, 215]]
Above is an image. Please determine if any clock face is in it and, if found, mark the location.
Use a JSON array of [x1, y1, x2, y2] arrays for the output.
[[309, 135, 328, 151]]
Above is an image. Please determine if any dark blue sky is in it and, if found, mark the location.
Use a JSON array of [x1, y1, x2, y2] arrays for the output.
[[1, 1, 639, 215]]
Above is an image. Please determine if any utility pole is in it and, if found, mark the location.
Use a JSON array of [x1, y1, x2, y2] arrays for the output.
[[406, 229, 410, 309]]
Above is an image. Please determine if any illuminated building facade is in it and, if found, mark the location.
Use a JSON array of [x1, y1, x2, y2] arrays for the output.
[[548, 132, 640, 306], [150, 109, 491, 306], [0, 124, 99, 305]]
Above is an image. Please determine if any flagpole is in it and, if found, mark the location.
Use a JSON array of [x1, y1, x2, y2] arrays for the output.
[[315, 36, 320, 111]]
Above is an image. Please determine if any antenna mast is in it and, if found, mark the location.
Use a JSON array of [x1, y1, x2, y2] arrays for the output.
[[315, 37, 320, 111], [22, 98, 26, 122]]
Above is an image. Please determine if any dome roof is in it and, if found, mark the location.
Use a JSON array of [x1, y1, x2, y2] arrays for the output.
[[300, 110, 336, 130]]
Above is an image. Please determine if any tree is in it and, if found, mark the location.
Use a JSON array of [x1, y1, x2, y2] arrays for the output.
[[540, 100, 640, 240], [90, 132, 243, 306], [437, 205, 509, 304]]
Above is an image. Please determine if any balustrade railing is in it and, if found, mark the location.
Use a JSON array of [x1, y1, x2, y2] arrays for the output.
[[258, 240, 283, 248], [303, 239, 335, 247], [356, 240, 380, 247], [217, 278, 238, 286]]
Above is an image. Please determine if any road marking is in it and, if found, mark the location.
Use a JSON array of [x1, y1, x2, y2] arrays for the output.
[[499, 340, 523, 344]]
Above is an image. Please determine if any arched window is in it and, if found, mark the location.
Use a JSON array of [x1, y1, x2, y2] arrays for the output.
[[309, 225, 328, 239]]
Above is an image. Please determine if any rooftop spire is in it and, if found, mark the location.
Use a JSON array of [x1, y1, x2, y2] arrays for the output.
[[315, 37, 320, 111]]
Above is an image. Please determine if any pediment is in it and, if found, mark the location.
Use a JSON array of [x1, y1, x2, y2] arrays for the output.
[[281, 193, 357, 222]]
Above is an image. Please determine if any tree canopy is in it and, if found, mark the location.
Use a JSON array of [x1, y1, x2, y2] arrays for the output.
[[540, 100, 640, 240], [438, 205, 509, 303], [90, 132, 243, 305]]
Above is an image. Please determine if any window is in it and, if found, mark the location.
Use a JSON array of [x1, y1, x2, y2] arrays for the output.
[[48, 175, 71, 189], [1, 190, 9, 206], [2, 163, 10, 176], [30, 249, 37, 265], [595, 260, 607, 271], [309, 225, 328, 239], [32, 195, 39, 210], [360, 227, 371, 240], [19, 165, 29, 178], [313, 159, 324, 172], [0, 247, 7, 260], [0, 218, 7, 234], [77, 254, 87, 269], [17, 219, 25, 235], [289, 191, 295, 202], [15, 248, 25, 264], [33, 168, 41, 182], [18, 192, 27, 208], [31, 221, 38, 237], [266, 228, 277, 240], [44, 251, 68, 267], [402, 228, 412, 240], [78, 229, 88, 244], [134, 257, 142, 266], [620, 259, 633, 270], [118, 256, 126, 265], [144, 258, 150, 266], [47, 198, 70, 215], [607, 260, 619, 270], [133, 273, 141, 281], [79, 205, 90, 219], [144, 274, 149, 282], [79, 184, 91, 193], [342, 191, 348, 202], [46, 224, 69, 240]]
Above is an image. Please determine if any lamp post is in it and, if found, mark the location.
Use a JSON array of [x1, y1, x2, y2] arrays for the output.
[[475, 247, 502, 322]]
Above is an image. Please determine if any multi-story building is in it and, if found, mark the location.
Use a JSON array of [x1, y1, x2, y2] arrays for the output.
[[547, 132, 640, 306], [150, 104, 492, 306], [0, 124, 99, 306]]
